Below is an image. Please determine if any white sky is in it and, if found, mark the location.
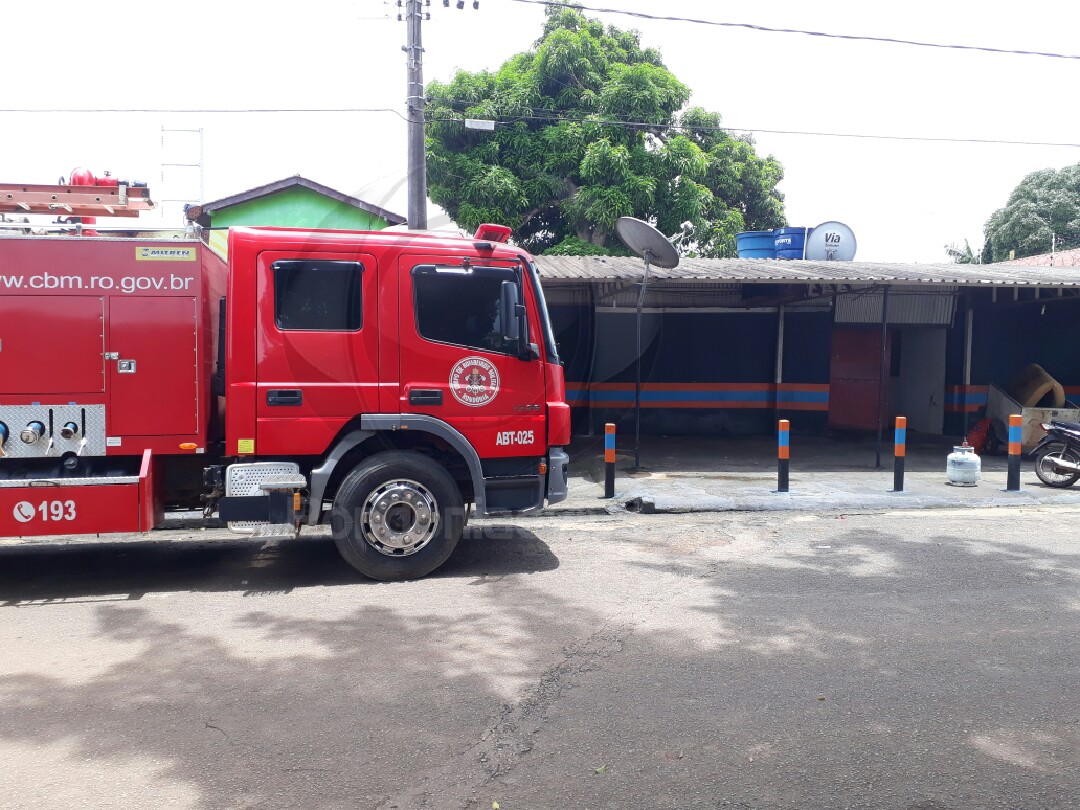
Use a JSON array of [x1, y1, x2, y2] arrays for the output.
[[4, 0, 1079, 262]]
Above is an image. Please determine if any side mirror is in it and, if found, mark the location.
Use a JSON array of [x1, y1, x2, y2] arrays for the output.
[[499, 281, 520, 344], [500, 280, 534, 359]]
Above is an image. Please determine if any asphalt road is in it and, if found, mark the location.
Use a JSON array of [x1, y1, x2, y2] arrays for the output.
[[1, 506, 1078, 809]]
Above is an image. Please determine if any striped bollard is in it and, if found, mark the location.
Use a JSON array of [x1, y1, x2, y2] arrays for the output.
[[1007, 413, 1022, 491], [777, 419, 790, 492], [603, 422, 616, 499], [894, 416, 907, 492]]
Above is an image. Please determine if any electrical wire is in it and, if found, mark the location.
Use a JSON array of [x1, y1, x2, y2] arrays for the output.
[[505, 0, 1080, 61], [0, 107, 410, 120], [3, 104, 1077, 147], [429, 106, 1080, 148]]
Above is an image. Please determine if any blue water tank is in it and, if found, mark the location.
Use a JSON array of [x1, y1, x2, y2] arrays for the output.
[[736, 230, 776, 259], [773, 227, 809, 259]]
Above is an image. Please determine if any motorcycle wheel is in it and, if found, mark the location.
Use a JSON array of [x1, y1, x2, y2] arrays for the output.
[[1033, 443, 1080, 488]]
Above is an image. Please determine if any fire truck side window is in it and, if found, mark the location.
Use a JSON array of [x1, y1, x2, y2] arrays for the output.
[[272, 260, 363, 331], [414, 270, 515, 354]]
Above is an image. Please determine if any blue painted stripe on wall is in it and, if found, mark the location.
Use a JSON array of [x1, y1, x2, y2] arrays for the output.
[[774, 390, 830, 404], [565, 389, 829, 404], [945, 392, 988, 405], [569, 390, 770, 404]]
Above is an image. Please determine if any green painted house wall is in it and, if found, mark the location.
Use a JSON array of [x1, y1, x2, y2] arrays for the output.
[[205, 185, 392, 256], [207, 185, 389, 231]]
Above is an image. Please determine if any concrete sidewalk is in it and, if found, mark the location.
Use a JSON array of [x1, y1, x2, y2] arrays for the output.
[[543, 433, 1080, 515]]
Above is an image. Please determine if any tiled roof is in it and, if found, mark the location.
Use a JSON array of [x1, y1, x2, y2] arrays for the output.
[[995, 247, 1080, 268]]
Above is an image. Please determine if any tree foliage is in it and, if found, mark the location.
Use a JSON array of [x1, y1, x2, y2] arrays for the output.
[[425, 4, 786, 256], [981, 163, 1080, 263], [944, 239, 980, 264]]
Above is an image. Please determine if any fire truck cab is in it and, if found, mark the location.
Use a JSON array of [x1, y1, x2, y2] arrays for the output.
[[0, 195, 569, 580]]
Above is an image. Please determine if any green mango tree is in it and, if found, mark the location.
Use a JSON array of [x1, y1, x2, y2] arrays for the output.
[[425, 4, 786, 256]]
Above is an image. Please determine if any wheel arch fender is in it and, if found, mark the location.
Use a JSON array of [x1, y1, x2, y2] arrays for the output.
[[306, 415, 486, 525]]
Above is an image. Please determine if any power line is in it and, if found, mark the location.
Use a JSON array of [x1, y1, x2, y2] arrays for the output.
[[433, 106, 1080, 148], [4, 105, 1078, 148], [0, 107, 410, 120], [506, 0, 1080, 61]]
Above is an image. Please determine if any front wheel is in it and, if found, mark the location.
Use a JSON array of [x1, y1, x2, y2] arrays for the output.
[[332, 451, 465, 580], [1033, 443, 1080, 488]]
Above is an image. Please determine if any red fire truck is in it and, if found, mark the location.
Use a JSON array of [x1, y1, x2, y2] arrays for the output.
[[0, 180, 570, 580]]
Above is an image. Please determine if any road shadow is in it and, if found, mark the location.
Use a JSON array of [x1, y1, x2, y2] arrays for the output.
[[2, 512, 1078, 809], [0, 525, 558, 604]]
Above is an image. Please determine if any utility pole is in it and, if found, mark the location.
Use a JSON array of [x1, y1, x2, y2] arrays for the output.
[[404, 0, 428, 229]]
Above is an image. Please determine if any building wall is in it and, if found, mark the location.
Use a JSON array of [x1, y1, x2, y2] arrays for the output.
[[549, 283, 1080, 439], [944, 291, 1080, 434], [206, 186, 390, 256], [556, 308, 831, 436]]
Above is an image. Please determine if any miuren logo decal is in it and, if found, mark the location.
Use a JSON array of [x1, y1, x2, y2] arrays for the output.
[[449, 357, 500, 407], [136, 246, 196, 262]]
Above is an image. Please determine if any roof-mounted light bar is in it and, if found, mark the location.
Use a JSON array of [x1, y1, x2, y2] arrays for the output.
[[473, 223, 512, 243]]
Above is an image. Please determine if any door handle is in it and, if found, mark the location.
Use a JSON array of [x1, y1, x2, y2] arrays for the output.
[[105, 353, 137, 373], [409, 389, 443, 406], [267, 389, 303, 406]]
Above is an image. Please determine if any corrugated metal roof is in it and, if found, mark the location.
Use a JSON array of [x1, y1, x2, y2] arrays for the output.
[[533, 255, 1080, 287], [835, 287, 958, 325]]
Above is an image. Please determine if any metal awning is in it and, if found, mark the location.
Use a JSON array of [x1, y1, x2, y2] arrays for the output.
[[534, 255, 1080, 288]]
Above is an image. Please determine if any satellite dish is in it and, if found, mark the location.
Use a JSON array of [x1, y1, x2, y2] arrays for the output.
[[613, 217, 678, 471], [615, 217, 680, 269], [804, 220, 857, 261]]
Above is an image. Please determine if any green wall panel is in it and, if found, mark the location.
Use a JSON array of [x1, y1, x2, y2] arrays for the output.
[[208, 186, 388, 231]]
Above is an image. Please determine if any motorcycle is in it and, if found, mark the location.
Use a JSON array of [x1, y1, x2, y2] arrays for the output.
[[1032, 420, 1080, 488]]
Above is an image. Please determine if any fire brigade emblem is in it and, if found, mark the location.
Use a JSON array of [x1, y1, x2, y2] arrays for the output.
[[449, 357, 500, 407]]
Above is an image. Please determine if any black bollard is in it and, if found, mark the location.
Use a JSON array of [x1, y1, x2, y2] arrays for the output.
[[603, 422, 616, 499], [1007, 414, 1021, 491], [777, 419, 790, 493], [894, 416, 906, 492]]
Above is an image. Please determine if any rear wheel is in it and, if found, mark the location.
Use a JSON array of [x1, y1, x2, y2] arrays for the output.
[[1033, 443, 1080, 488], [331, 451, 465, 580]]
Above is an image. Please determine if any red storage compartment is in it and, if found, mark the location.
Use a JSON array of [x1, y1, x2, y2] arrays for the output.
[[0, 296, 105, 394]]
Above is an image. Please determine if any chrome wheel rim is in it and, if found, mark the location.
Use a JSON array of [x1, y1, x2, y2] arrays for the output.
[[1037, 449, 1079, 485], [360, 478, 439, 556]]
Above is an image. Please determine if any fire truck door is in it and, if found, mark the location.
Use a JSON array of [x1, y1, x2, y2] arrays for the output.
[[107, 296, 199, 436], [255, 252, 380, 454], [399, 257, 546, 459]]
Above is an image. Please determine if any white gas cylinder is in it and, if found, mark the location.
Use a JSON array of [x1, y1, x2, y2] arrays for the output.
[[946, 443, 981, 487]]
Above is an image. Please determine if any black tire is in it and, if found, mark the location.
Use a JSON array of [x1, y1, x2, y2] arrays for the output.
[[1033, 443, 1080, 488], [331, 451, 465, 580], [983, 429, 1001, 456]]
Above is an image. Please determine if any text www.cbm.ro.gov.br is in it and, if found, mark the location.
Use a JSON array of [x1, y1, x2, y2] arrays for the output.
[[0, 272, 195, 294]]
